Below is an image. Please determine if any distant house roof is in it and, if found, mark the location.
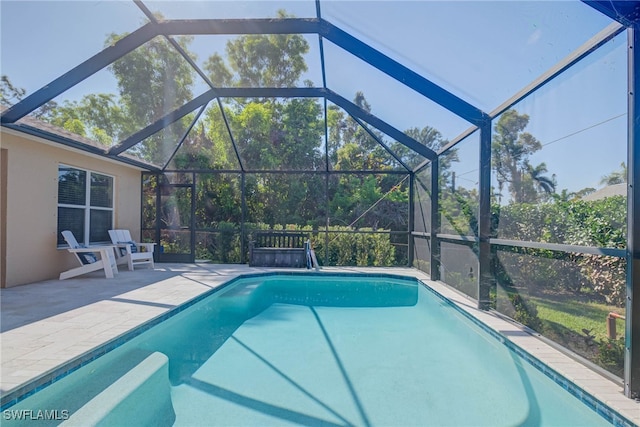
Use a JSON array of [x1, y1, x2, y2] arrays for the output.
[[582, 183, 627, 201]]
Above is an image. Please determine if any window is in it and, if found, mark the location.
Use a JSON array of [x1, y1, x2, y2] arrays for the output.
[[57, 165, 114, 246]]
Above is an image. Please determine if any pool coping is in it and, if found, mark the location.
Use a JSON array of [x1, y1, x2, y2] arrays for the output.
[[1, 267, 638, 426]]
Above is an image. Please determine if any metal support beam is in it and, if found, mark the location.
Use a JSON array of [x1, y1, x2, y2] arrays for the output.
[[189, 173, 196, 259], [109, 87, 325, 158], [408, 173, 415, 266], [490, 21, 623, 120], [0, 18, 321, 125], [109, 89, 218, 155], [214, 87, 325, 98], [583, 1, 640, 27], [325, 90, 436, 160], [241, 173, 247, 264], [478, 120, 493, 310], [218, 98, 245, 172], [320, 19, 487, 126], [625, 25, 640, 399], [156, 18, 321, 36], [1, 24, 157, 124], [325, 172, 330, 265], [154, 173, 162, 254], [430, 159, 441, 281], [134, 86, 434, 162], [162, 104, 207, 170], [350, 115, 412, 171]]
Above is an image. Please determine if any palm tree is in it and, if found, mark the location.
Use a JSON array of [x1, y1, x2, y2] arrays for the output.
[[511, 162, 555, 203], [600, 162, 627, 186], [527, 162, 556, 195]]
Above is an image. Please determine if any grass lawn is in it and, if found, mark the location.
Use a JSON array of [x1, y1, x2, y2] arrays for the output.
[[528, 295, 625, 341], [526, 294, 626, 377], [498, 290, 626, 377]]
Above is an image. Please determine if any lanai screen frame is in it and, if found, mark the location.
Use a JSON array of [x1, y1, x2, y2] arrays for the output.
[[0, 0, 638, 399]]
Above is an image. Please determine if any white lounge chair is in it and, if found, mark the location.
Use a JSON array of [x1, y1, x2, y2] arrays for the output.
[[108, 229, 155, 271], [60, 230, 118, 280]]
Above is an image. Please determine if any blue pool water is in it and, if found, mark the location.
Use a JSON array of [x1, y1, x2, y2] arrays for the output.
[[2, 274, 629, 426]]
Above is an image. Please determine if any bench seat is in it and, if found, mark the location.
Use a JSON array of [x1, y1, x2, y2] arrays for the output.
[[249, 232, 307, 268]]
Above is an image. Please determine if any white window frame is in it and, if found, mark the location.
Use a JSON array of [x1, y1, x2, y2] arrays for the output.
[[57, 164, 115, 246]]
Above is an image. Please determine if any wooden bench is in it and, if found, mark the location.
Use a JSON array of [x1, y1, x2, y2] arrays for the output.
[[249, 232, 308, 267]]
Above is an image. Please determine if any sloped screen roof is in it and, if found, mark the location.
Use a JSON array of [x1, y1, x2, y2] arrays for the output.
[[0, 0, 623, 172]]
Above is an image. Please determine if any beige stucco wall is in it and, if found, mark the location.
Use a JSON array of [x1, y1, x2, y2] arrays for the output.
[[0, 129, 144, 287]]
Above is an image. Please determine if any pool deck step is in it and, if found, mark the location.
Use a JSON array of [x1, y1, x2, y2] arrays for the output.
[[61, 352, 174, 427]]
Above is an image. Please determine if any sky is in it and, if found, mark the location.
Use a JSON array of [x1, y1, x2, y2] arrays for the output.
[[0, 0, 628, 195]]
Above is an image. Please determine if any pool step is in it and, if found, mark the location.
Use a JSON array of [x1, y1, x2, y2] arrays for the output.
[[61, 352, 174, 427]]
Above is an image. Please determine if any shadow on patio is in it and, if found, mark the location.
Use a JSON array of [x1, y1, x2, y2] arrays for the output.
[[0, 263, 256, 332]]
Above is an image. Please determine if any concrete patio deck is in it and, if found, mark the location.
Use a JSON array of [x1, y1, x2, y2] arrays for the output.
[[1, 263, 638, 425]]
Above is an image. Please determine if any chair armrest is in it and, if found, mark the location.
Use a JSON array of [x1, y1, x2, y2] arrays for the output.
[[67, 245, 112, 253], [67, 248, 98, 255], [113, 243, 134, 255], [68, 246, 115, 263], [135, 242, 156, 253]]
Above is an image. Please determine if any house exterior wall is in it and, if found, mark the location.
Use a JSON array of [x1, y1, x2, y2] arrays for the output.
[[0, 129, 143, 287]]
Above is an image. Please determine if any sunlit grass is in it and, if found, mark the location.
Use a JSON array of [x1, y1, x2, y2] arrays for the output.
[[529, 295, 625, 341]]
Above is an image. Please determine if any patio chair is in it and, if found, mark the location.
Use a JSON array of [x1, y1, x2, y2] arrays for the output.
[[59, 230, 118, 280], [108, 229, 155, 271]]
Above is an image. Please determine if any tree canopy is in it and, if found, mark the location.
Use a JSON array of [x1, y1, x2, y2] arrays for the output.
[[492, 109, 555, 204]]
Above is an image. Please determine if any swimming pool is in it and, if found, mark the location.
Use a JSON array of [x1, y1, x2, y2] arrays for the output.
[[1, 273, 634, 426]]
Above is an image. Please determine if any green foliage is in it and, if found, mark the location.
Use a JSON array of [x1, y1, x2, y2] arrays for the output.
[[62, 118, 86, 137], [195, 174, 242, 227], [40, 94, 127, 145], [582, 255, 626, 307], [107, 32, 195, 130], [398, 126, 450, 169], [527, 293, 625, 377], [495, 248, 587, 294], [496, 291, 543, 331], [0, 74, 25, 106], [600, 162, 626, 186], [443, 271, 477, 299], [222, 10, 309, 88], [487, 193, 628, 376], [321, 227, 395, 266], [161, 239, 187, 254], [208, 222, 242, 263], [204, 53, 233, 87], [596, 338, 625, 377], [494, 195, 626, 306], [440, 187, 479, 236], [33, 18, 196, 157], [202, 224, 398, 267], [492, 109, 554, 204], [505, 293, 543, 331]]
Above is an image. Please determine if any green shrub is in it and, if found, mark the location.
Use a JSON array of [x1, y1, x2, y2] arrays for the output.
[[216, 222, 240, 263], [240, 223, 397, 267], [491, 196, 626, 306], [502, 293, 543, 331], [596, 338, 625, 377]]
